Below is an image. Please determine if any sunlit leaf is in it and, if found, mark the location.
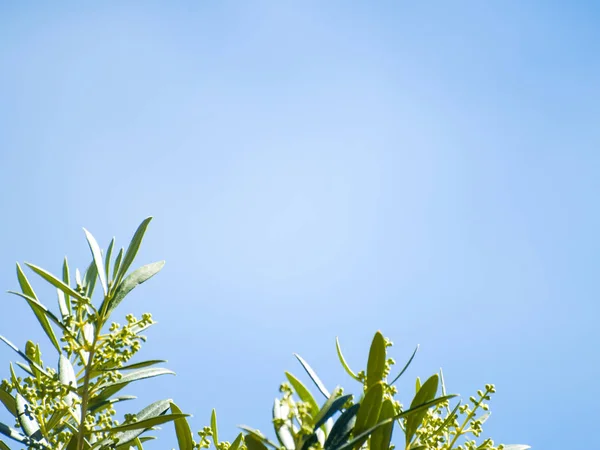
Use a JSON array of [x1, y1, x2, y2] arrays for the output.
[[335, 337, 360, 381], [170, 402, 194, 450], [25, 263, 87, 303], [102, 261, 165, 319], [294, 353, 330, 398], [405, 374, 439, 446], [323, 403, 360, 450], [389, 345, 419, 385], [370, 399, 395, 450], [366, 331, 386, 388], [15, 264, 61, 353], [112, 217, 153, 292], [285, 372, 319, 417], [352, 382, 384, 448], [83, 228, 108, 296]]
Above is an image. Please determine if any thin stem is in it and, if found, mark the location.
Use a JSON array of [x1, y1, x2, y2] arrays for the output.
[[76, 322, 101, 450], [445, 388, 491, 450]]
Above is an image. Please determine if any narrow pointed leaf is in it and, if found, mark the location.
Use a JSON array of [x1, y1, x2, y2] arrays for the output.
[[323, 403, 360, 450], [97, 368, 175, 390], [8, 291, 70, 337], [0, 336, 47, 375], [88, 396, 137, 414], [92, 399, 172, 448], [366, 332, 386, 388], [57, 289, 69, 320], [285, 372, 319, 417], [25, 263, 87, 303], [0, 421, 29, 445], [0, 440, 10, 450], [103, 261, 165, 318], [390, 345, 419, 385], [238, 426, 279, 449], [211, 409, 219, 446], [335, 337, 360, 381], [170, 402, 194, 450], [83, 260, 98, 298], [245, 434, 269, 450], [352, 382, 384, 448], [15, 394, 47, 445], [105, 237, 115, 284], [0, 386, 16, 417], [294, 353, 330, 398], [370, 399, 395, 450], [113, 248, 124, 280], [113, 217, 153, 289], [97, 360, 167, 373], [314, 393, 353, 431], [15, 264, 61, 353], [331, 395, 456, 450], [405, 374, 439, 445], [62, 257, 71, 314], [97, 413, 188, 433], [229, 433, 244, 450], [83, 229, 108, 296]]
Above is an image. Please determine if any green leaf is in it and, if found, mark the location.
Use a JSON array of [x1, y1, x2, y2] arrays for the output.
[[0, 336, 47, 376], [352, 382, 384, 448], [57, 289, 69, 321], [405, 374, 439, 446], [88, 396, 137, 414], [370, 399, 395, 450], [314, 392, 353, 431], [273, 399, 294, 450], [62, 257, 71, 314], [335, 337, 360, 381], [415, 377, 421, 393], [97, 368, 175, 391], [113, 248, 124, 281], [389, 345, 419, 385], [105, 237, 115, 284], [323, 403, 360, 450], [83, 228, 108, 296], [229, 433, 244, 450], [15, 394, 47, 445], [95, 359, 167, 374], [211, 408, 219, 446], [112, 217, 153, 291], [82, 260, 98, 299], [0, 421, 29, 445], [245, 434, 269, 450], [238, 426, 279, 449], [366, 331, 386, 388], [98, 413, 188, 433], [0, 439, 10, 450], [0, 386, 16, 417], [15, 264, 61, 353], [330, 394, 456, 450], [58, 355, 80, 422], [170, 402, 194, 450], [91, 399, 172, 449], [101, 261, 165, 319], [25, 263, 87, 303], [8, 291, 70, 337], [285, 372, 319, 417], [294, 353, 330, 398]]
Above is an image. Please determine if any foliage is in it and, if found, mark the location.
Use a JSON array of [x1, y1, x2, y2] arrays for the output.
[[0, 218, 530, 450]]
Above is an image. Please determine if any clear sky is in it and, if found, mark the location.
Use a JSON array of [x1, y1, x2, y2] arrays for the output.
[[1, 2, 598, 449]]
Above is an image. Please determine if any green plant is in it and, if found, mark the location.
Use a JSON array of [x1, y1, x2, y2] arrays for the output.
[[198, 333, 530, 450], [0, 218, 530, 450], [0, 218, 189, 449]]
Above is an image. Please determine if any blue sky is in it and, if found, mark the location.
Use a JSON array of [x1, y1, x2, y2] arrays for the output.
[[1, 2, 599, 448]]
